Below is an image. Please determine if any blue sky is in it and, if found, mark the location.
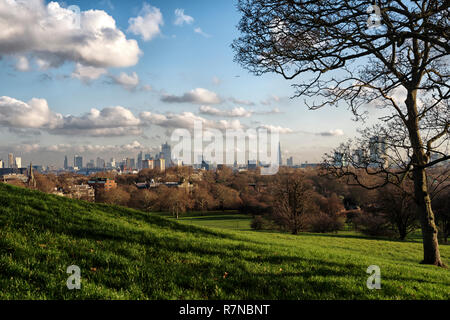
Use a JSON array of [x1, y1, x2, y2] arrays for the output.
[[0, 0, 369, 167]]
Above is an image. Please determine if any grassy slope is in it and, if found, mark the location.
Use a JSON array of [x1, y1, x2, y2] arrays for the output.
[[0, 183, 448, 300]]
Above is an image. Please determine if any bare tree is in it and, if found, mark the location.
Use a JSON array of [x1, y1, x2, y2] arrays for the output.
[[271, 171, 317, 234], [233, 0, 449, 266], [376, 185, 418, 240]]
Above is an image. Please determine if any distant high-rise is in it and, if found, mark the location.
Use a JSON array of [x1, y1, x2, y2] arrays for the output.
[[154, 158, 165, 172], [74, 155, 83, 169], [287, 156, 294, 167], [137, 152, 143, 170], [64, 155, 68, 169], [8, 153, 14, 168], [96, 157, 105, 168], [161, 142, 172, 167], [0, 159, 3, 169], [369, 136, 388, 167], [278, 142, 282, 166], [126, 158, 135, 170], [15, 157, 22, 169]]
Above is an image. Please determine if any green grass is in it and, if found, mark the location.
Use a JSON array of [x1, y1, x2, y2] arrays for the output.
[[0, 183, 449, 300]]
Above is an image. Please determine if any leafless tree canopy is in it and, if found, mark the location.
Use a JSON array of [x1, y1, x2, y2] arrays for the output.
[[233, 0, 449, 266]]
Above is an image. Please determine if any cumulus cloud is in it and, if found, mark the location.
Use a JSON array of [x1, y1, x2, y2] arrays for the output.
[[0, 96, 62, 129], [0, 96, 143, 137], [127, 3, 163, 41], [108, 71, 140, 91], [140, 111, 243, 131], [71, 63, 107, 83], [200, 105, 282, 118], [0, 0, 141, 69], [161, 88, 222, 105], [199, 106, 253, 118], [52, 106, 142, 136], [174, 8, 194, 26], [257, 124, 294, 134]]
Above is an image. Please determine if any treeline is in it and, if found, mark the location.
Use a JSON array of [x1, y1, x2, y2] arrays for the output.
[[15, 166, 449, 242]]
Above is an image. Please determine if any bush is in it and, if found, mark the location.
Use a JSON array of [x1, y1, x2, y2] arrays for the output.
[[353, 212, 395, 237], [251, 215, 274, 231], [306, 212, 345, 233]]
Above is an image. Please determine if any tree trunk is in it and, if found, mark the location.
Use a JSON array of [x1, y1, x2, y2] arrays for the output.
[[413, 166, 443, 266], [406, 88, 444, 267]]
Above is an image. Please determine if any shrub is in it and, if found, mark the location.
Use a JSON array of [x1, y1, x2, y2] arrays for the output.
[[353, 212, 395, 237], [306, 212, 345, 233], [250, 215, 276, 231]]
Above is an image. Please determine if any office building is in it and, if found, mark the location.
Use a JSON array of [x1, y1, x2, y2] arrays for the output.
[[8, 153, 14, 168], [64, 155, 68, 169], [142, 159, 154, 170], [161, 142, 172, 167], [96, 157, 105, 168], [278, 142, 282, 166], [287, 156, 294, 167], [137, 152, 143, 170], [74, 155, 83, 169], [154, 158, 165, 172], [15, 157, 22, 169]]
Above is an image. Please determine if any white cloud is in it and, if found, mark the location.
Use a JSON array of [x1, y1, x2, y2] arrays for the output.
[[71, 63, 107, 83], [174, 8, 194, 26], [161, 88, 222, 105], [0, 0, 141, 69], [127, 3, 163, 41], [0, 96, 62, 129], [109, 71, 140, 91], [52, 106, 142, 136], [199, 106, 253, 118], [258, 124, 294, 134], [140, 111, 243, 131], [194, 27, 211, 38]]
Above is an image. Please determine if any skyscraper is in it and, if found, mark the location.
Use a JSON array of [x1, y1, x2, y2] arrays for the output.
[[0, 159, 3, 169], [278, 142, 282, 166], [137, 151, 143, 170], [287, 156, 294, 167], [369, 136, 388, 167], [161, 142, 172, 167], [8, 153, 14, 168], [96, 157, 105, 168], [74, 155, 83, 169], [15, 157, 22, 169], [64, 155, 68, 169]]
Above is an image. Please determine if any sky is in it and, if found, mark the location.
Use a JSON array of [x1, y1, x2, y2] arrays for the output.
[[0, 0, 375, 167]]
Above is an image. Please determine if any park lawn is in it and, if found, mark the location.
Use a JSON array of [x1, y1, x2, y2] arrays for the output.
[[0, 183, 449, 300]]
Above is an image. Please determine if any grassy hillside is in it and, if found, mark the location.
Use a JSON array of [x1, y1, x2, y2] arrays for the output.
[[0, 183, 449, 300]]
